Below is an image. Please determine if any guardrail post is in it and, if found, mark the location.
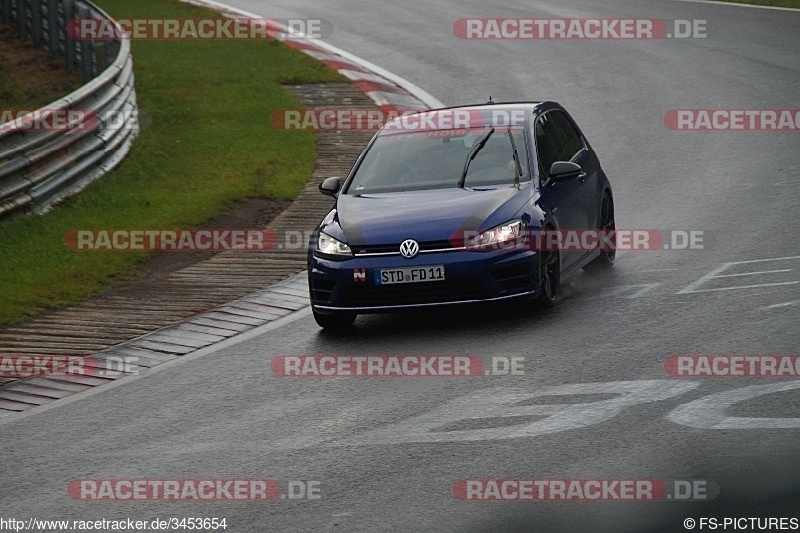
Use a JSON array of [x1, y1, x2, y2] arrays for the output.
[[74, 2, 94, 81], [31, 0, 41, 46], [44, 0, 56, 53], [103, 41, 112, 70], [64, 0, 76, 70], [15, 0, 27, 39]]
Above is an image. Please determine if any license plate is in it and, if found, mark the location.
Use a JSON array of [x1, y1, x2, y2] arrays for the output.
[[375, 265, 445, 285]]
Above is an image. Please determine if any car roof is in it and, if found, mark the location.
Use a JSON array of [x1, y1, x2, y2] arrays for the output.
[[423, 101, 552, 114], [378, 102, 557, 135]]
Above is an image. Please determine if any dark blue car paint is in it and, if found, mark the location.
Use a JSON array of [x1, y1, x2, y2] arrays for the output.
[[308, 101, 612, 315]]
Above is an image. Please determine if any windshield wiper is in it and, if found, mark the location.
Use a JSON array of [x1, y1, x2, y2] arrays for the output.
[[507, 127, 523, 187], [458, 127, 495, 188]]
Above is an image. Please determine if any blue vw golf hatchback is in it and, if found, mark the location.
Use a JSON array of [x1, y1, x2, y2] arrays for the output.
[[308, 102, 614, 329]]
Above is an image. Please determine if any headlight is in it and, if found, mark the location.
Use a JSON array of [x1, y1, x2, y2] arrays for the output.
[[467, 220, 524, 251], [316, 232, 352, 257]]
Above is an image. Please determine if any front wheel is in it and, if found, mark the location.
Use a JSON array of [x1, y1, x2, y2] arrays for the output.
[[584, 192, 615, 272], [312, 308, 356, 330], [537, 247, 560, 307]]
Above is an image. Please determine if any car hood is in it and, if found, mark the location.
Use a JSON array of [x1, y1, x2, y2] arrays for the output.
[[332, 186, 530, 246]]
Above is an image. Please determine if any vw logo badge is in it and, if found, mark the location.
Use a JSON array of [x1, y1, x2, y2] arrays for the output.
[[399, 239, 419, 259]]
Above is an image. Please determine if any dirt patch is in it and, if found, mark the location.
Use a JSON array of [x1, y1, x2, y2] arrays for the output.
[[0, 22, 83, 109], [104, 197, 291, 296]]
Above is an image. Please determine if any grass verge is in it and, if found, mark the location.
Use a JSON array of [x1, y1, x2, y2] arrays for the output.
[[0, 0, 345, 325]]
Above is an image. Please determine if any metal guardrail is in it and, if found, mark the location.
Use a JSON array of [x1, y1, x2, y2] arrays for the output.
[[0, 0, 138, 217]]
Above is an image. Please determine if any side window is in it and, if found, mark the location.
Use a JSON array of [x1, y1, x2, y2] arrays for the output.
[[534, 114, 560, 180], [550, 111, 584, 162], [534, 111, 584, 182]]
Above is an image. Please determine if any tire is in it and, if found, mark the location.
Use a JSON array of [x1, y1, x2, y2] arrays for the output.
[[584, 192, 615, 272], [537, 245, 560, 307], [312, 308, 356, 330]]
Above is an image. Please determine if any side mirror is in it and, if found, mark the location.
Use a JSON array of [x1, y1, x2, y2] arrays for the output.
[[319, 177, 341, 197], [548, 161, 582, 182]]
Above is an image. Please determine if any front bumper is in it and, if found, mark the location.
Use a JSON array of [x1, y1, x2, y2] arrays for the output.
[[308, 249, 540, 313]]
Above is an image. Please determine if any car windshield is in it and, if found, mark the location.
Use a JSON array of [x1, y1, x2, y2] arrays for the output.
[[344, 126, 530, 194]]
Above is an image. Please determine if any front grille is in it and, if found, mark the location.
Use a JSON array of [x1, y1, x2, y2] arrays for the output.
[[491, 264, 534, 292], [342, 278, 488, 307], [353, 239, 458, 256]]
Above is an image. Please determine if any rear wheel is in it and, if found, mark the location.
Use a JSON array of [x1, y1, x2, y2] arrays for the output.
[[312, 308, 356, 330], [584, 192, 615, 272], [537, 245, 560, 307]]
